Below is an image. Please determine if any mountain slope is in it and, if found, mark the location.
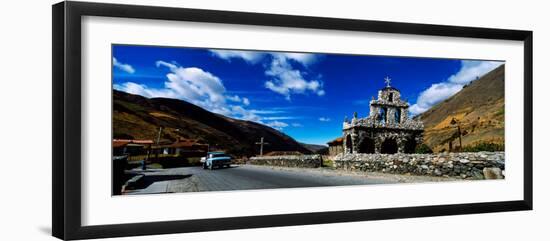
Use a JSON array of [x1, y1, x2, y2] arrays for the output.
[[113, 90, 311, 156], [417, 65, 505, 152], [300, 143, 328, 153]]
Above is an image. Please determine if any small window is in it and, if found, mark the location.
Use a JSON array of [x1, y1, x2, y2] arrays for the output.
[[395, 109, 401, 123], [388, 93, 394, 102], [379, 107, 387, 123]]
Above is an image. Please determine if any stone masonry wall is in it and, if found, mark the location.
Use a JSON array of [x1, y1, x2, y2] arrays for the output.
[[249, 155, 322, 168], [332, 152, 505, 179]]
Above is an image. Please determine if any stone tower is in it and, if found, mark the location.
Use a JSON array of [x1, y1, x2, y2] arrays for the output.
[[342, 77, 423, 154]]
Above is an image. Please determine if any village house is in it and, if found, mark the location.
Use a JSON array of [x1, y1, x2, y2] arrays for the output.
[[156, 138, 209, 157], [327, 137, 344, 156]]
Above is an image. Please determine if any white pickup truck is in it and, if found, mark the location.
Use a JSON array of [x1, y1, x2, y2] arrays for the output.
[[201, 152, 232, 170]]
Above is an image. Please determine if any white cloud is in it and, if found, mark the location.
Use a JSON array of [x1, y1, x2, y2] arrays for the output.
[[242, 97, 250, 106], [273, 52, 319, 66], [250, 109, 286, 114], [208, 50, 325, 100], [319, 117, 331, 122], [113, 57, 135, 74], [264, 54, 325, 100], [291, 123, 303, 127], [409, 60, 503, 116], [409, 82, 462, 115], [226, 95, 241, 102], [155, 60, 227, 107], [226, 95, 251, 106], [448, 60, 503, 84], [114, 82, 154, 97], [230, 105, 261, 122], [209, 50, 266, 64], [262, 116, 298, 120], [266, 121, 289, 130], [209, 50, 319, 66]]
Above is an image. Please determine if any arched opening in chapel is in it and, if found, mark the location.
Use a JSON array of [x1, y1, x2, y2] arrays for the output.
[[358, 137, 375, 154], [404, 138, 417, 154], [381, 138, 398, 154]]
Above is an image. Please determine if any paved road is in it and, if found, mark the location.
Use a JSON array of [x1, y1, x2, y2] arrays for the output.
[[123, 165, 453, 195]]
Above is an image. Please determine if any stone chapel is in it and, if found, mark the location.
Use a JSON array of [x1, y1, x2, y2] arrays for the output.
[[342, 77, 424, 154]]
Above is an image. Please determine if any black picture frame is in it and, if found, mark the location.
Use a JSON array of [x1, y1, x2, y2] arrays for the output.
[[52, 1, 533, 240]]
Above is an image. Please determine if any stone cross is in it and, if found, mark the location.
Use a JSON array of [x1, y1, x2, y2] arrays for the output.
[[255, 137, 269, 156], [384, 76, 391, 87]]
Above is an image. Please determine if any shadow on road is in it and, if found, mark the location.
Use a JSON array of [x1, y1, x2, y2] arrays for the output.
[[126, 169, 163, 174], [134, 174, 192, 189], [210, 165, 240, 170]]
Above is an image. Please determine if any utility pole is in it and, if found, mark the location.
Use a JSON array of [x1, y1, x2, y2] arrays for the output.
[[255, 137, 269, 156], [152, 126, 163, 163], [156, 126, 163, 145]]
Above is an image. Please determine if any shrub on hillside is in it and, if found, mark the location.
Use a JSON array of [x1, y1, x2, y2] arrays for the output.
[[415, 144, 433, 154], [462, 142, 504, 152]]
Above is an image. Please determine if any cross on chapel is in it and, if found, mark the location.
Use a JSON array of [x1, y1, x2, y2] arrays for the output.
[[384, 76, 391, 87]]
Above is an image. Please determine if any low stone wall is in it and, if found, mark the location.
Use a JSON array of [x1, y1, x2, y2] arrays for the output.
[[249, 155, 323, 168], [332, 152, 505, 180]]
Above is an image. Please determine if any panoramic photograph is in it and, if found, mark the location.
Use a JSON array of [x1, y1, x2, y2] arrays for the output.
[[111, 45, 505, 195]]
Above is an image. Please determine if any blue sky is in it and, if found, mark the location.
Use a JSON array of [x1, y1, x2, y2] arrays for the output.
[[113, 45, 503, 145]]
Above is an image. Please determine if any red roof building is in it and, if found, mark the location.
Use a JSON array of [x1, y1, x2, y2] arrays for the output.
[[112, 139, 154, 156], [327, 137, 344, 157]]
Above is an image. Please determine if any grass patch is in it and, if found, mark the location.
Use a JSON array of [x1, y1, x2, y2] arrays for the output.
[[495, 108, 505, 117], [187, 157, 203, 166], [415, 144, 433, 154], [147, 163, 163, 169], [323, 159, 334, 167]]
